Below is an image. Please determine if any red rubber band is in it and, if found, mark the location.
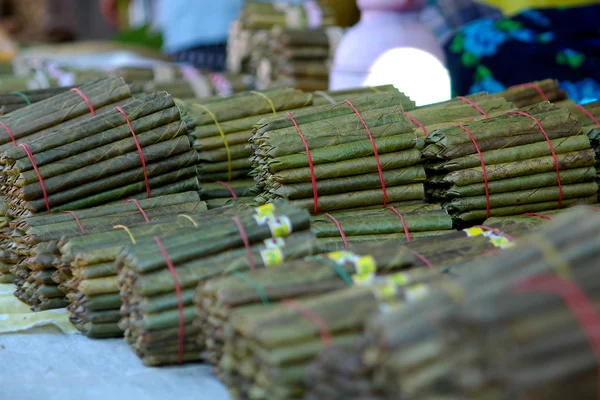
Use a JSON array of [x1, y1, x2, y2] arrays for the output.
[[0, 121, 16, 147], [122, 199, 150, 222], [232, 216, 255, 270], [510, 83, 548, 101], [457, 124, 491, 218], [456, 96, 490, 118], [576, 104, 600, 128], [401, 246, 433, 268], [70, 88, 96, 116], [324, 213, 348, 249], [154, 236, 185, 365], [345, 99, 387, 207], [115, 107, 151, 198], [523, 212, 556, 221], [281, 298, 331, 348], [510, 111, 563, 208], [473, 225, 515, 242], [216, 180, 238, 199], [515, 273, 600, 400], [288, 112, 319, 215], [403, 112, 428, 136], [63, 211, 85, 234], [19, 143, 51, 213], [388, 206, 412, 242]]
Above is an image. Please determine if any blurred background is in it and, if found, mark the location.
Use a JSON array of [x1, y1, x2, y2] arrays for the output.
[[0, 0, 597, 107]]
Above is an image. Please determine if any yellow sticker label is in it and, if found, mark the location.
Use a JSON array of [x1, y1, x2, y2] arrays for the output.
[[253, 204, 276, 225], [375, 283, 398, 300], [352, 273, 375, 286], [266, 216, 292, 238], [260, 247, 284, 267], [264, 237, 285, 249], [255, 203, 275, 215], [326, 251, 377, 275], [464, 227, 484, 237], [355, 256, 376, 275], [387, 272, 410, 287]]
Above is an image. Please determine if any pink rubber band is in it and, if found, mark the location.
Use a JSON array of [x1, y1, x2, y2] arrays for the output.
[[324, 213, 349, 249], [232, 216, 256, 270], [63, 211, 86, 234], [20, 143, 51, 213], [288, 112, 319, 215], [345, 99, 387, 207], [388, 206, 412, 242], [0, 121, 16, 147], [216, 180, 238, 199], [115, 107, 151, 198], [457, 96, 490, 118], [71, 88, 96, 116], [154, 236, 185, 364], [122, 199, 150, 222], [510, 111, 563, 208], [403, 112, 428, 136]]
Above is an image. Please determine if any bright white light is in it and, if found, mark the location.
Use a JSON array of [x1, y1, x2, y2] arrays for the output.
[[363, 47, 451, 106]]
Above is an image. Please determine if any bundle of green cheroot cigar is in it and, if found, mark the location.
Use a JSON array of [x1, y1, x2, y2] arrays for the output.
[[200, 216, 548, 399], [4, 193, 205, 311], [227, 1, 336, 75], [145, 72, 255, 100], [250, 92, 514, 213], [0, 90, 199, 218], [362, 208, 600, 399], [0, 77, 132, 157], [61, 201, 256, 338], [255, 27, 340, 91], [424, 102, 598, 225], [493, 78, 568, 108], [309, 203, 453, 251], [0, 87, 72, 115], [117, 201, 318, 366]]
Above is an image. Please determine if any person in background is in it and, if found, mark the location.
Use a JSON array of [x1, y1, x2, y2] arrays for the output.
[[443, 0, 600, 103], [100, 0, 243, 71]]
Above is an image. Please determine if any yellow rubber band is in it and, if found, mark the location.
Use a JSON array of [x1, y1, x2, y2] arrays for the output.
[[113, 225, 137, 244], [250, 91, 277, 115], [314, 90, 336, 104], [178, 214, 199, 227], [193, 103, 232, 182]]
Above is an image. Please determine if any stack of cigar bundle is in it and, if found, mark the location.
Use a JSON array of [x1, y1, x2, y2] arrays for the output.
[[362, 207, 600, 399], [227, 1, 336, 75], [0, 90, 199, 218], [424, 102, 598, 225], [5, 193, 205, 311], [0, 77, 132, 156], [117, 200, 317, 366], [178, 88, 311, 179], [309, 203, 454, 251], [494, 78, 568, 108], [63, 203, 257, 338], [204, 215, 548, 399], [0, 87, 72, 115], [250, 92, 514, 214], [255, 26, 343, 91]]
